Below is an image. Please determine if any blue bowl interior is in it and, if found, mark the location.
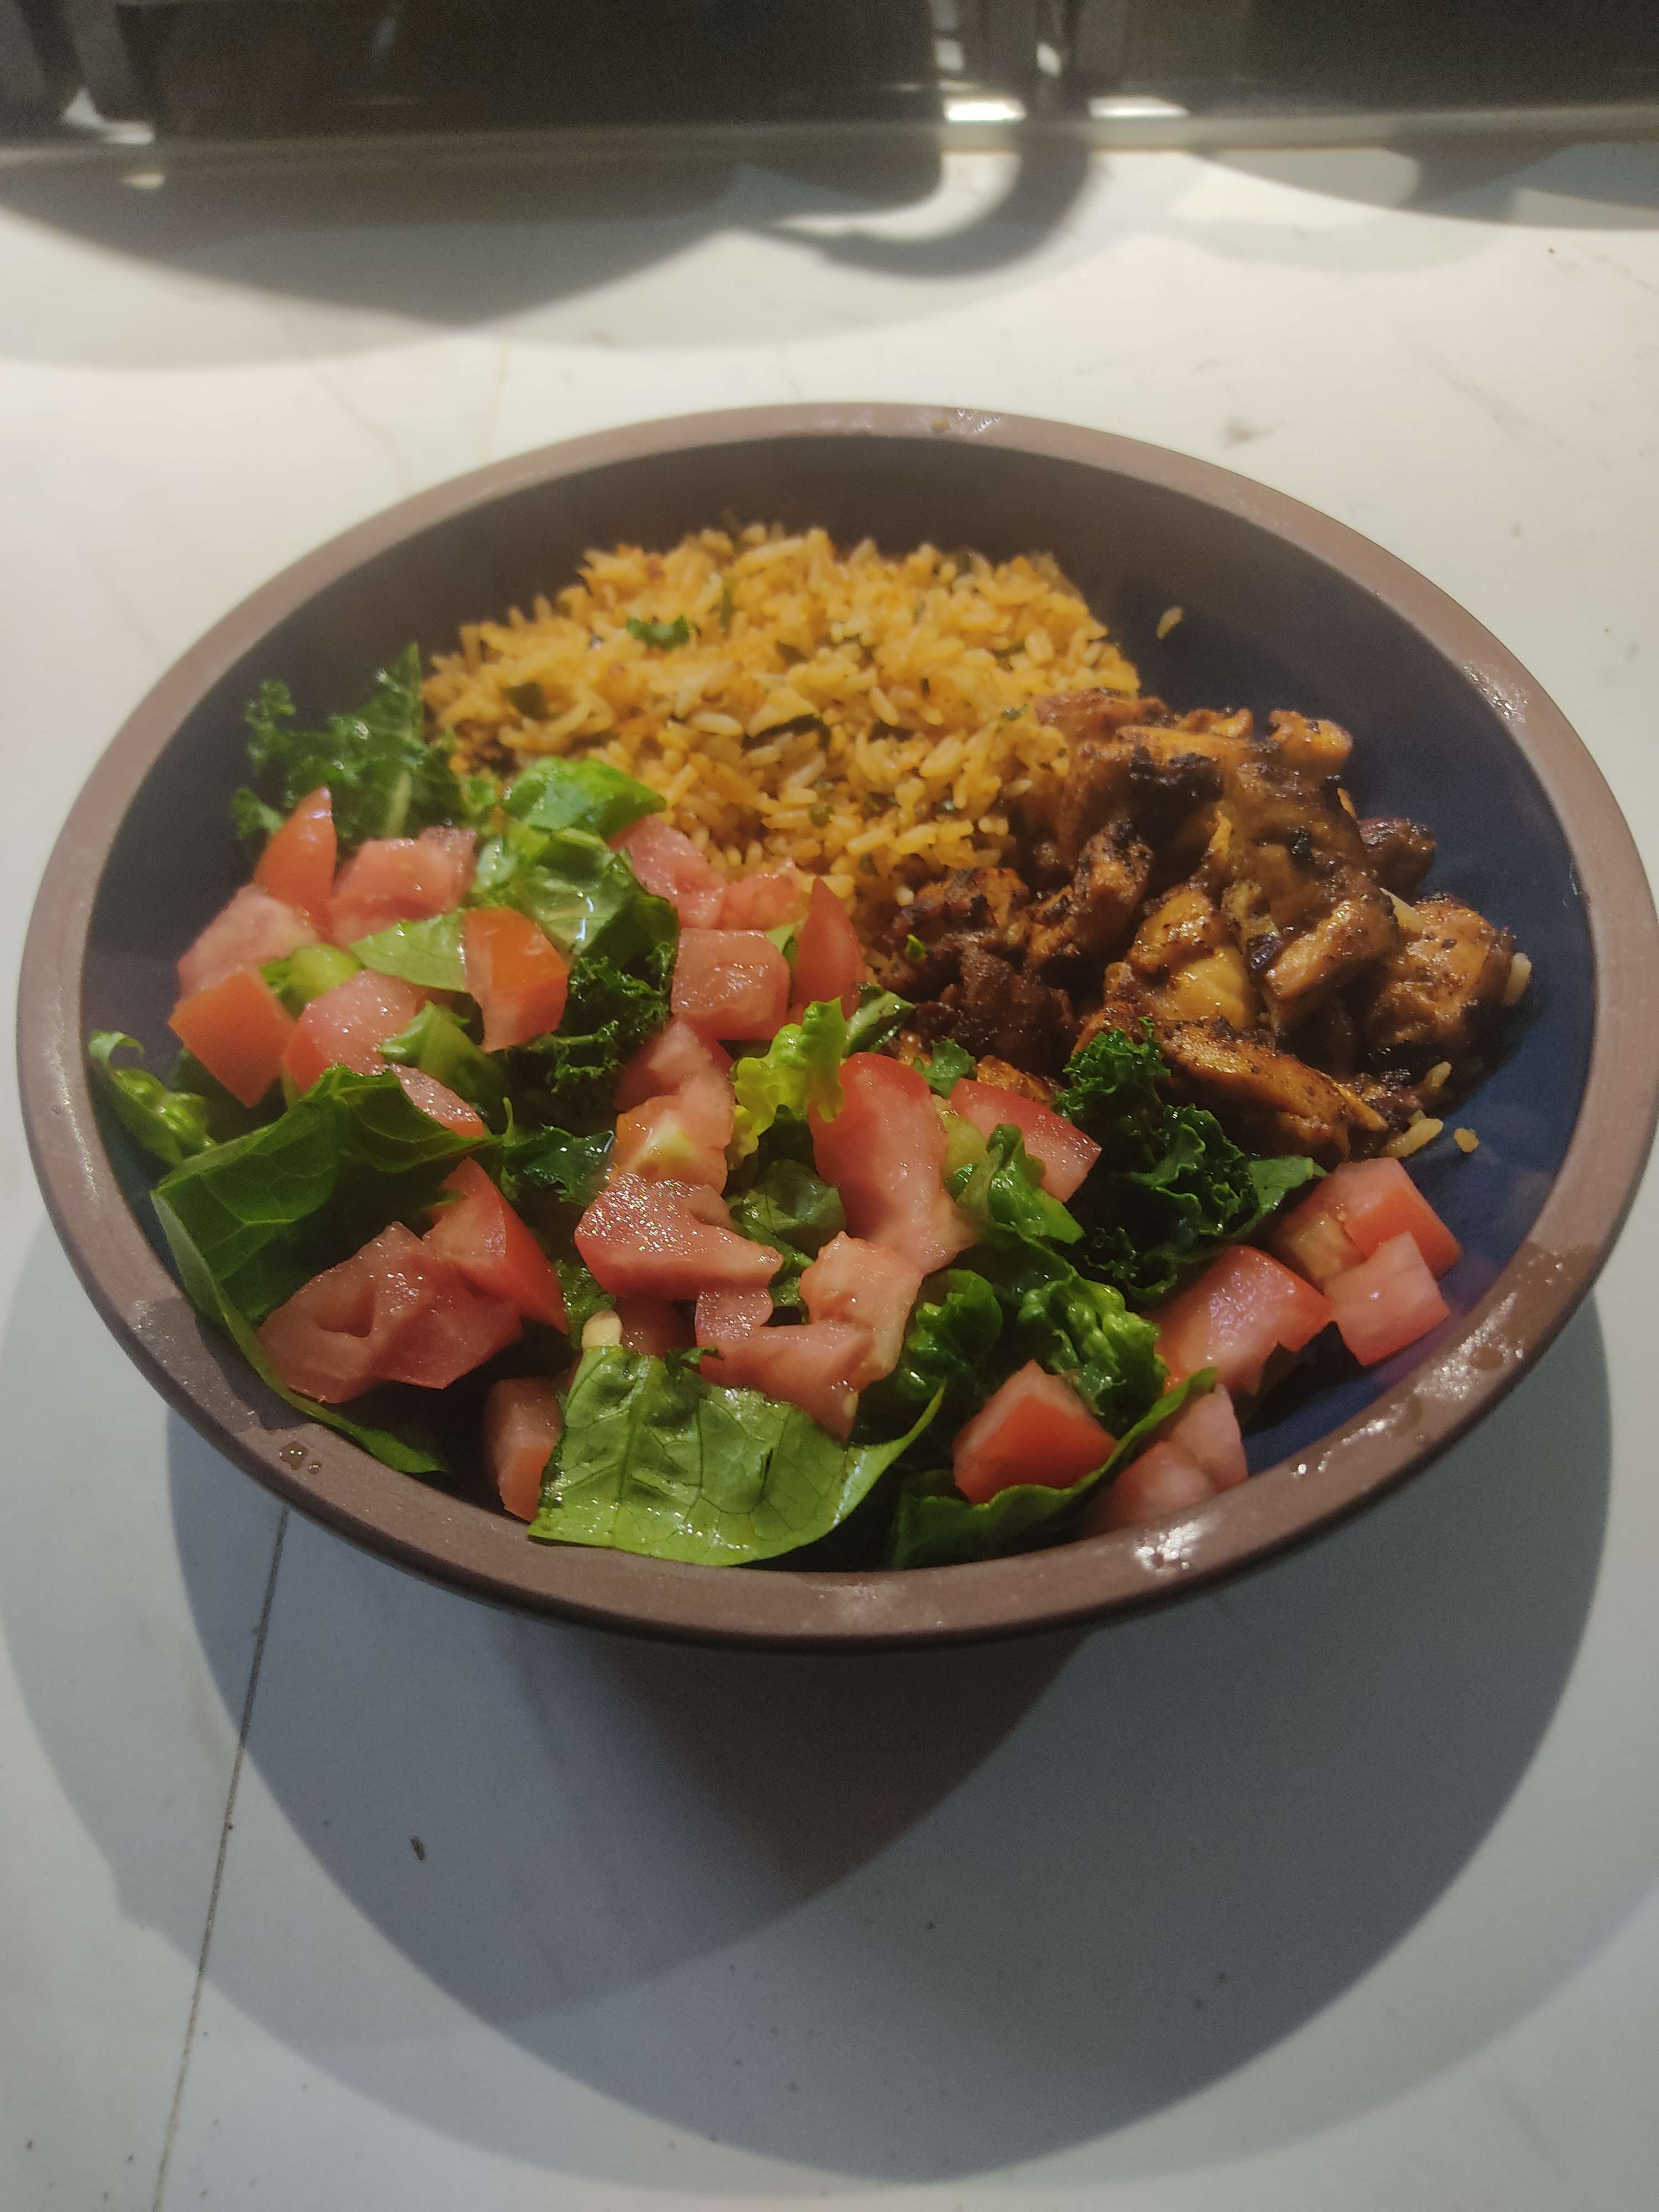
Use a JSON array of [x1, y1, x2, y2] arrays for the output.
[[83, 434, 1592, 1488]]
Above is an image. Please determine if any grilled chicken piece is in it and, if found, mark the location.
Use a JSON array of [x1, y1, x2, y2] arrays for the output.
[[1359, 816, 1438, 898], [1034, 690, 1176, 747], [888, 865, 1029, 995], [1220, 752, 1399, 1027], [1125, 882, 1259, 1032], [919, 943, 1077, 1076], [1354, 893, 1515, 1077], [1267, 709, 1353, 778], [974, 1056, 1056, 1104], [1152, 1019, 1390, 1163], [1027, 819, 1154, 976]]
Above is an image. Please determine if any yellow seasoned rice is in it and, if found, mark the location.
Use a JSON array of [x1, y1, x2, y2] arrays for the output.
[[424, 524, 1139, 932]]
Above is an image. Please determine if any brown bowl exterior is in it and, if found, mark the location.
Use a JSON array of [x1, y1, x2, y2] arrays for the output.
[[19, 404, 1659, 1648]]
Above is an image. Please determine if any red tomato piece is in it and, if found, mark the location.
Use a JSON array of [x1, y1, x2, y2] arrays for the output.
[[483, 1376, 564, 1521], [694, 1287, 774, 1348], [1083, 1440, 1215, 1535], [380, 1272, 521, 1390], [393, 1067, 486, 1136], [615, 1297, 695, 1357], [178, 884, 316, 999], [1166, 1385, 1246, 1490], [258, 1224, 440, 1402], [424, 1159, 566, 1329], [328, 826, 476, 947], [575, 1175, 781, 1300], [612, 1093, 729, 1190], [671, 928, 791, 1042], [700, 1320, 870, 1441], [949, 1079, 1102, 1202], [615, 1017, 733, 1112], [281, 970, 428, 1093], [952, 1360, 1115, 1506], [1277, 1157, 1462, 1285], [462, 906, 570, 1053], [798, 1232, 924, 1390], [811, 1053, 975, 1275], [719, 866, 807, 931], [789, 878, 867, 1018], [169, 966, 295, 1109], [253, 787, 336, 933], [1271, 1201, 1364, 1290], [1151, 1246, 1333, 1398], [1326, 1231, 1451, 1366], [614, 816, 727, 927]]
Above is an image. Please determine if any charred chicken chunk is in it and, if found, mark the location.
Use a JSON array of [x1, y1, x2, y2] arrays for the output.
[[1359, 816, 1438, 899], [1125, 881, 1259, 1031], [1150, 1019, 1390, 1164], [1027, 818, 1155, 977], [1354, 894, 1516, 1076], [922, 943, 1078, 1076]]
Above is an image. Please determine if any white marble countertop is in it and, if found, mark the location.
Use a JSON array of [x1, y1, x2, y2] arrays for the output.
[[3, 133, 1657, 2212]]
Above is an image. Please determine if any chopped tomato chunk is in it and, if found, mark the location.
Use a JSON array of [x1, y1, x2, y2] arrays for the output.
[[253, 787, 336, 933], [615, 816, 726, 927], [1166, 1385, 1246, 1490], [949, 1080, 1102, 1202], [393, 1067, 486, 1135], [328, 826, 476, 947], [615, 1297, 695, 1356], [178, 884, 316, 999], [720, 866, 807, 931], [483, 1376, 564, 1521], [1275, 1157, 1462, 1285], [425, 1159, 566, 1329], [694, 1287, 773, 1348], [1326, 1231, 1451, 1366], [1083, 1440, 1215, 1535], [811, 1053, 975, 1275], [612, 1093, 729, 1189], [257, 1223, 518, 1401], [616, 1018, 733, 1113], [799, 1233, 923, 1390], [1151, 1246, 1333, 1397], [281, 970, 427, 1092], [462, 906, 570, 1052], [575, 1175, 780, 1300], [789, 878, 867, 1018], [701, 1319, 869, 1440], [952, 1361, 1115, 1505], [671, 928, 791, 1041], [169, 966, 295, 1109]]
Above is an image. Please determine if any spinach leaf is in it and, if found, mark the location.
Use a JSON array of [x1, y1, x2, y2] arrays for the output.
[[947, 1120, 1083, 1250], [480, 823, 677, 968], [884, 1372, 1213, 1569], [555, 1258, 615, 1338], [529, 1347, 935, 1564], [150, 1065, 482, 1326], [859, 1267, 1003, 1436], [88, 1032, 218, 1168], [350, 910, 466, 991], [626, 615, 692, 649], [378, 1003, 506, 1120], [1013, 1271, 1165, 1433], [499, 1123, 614, 1211], [1055, 1025, 1319, 1303], [917, 1037, 975, 1098], [728, 1155, 844, 1308], [844, 985, 911, 1055], [503, 757, 664, 841], [234, 648, 495, 855], [730, 999, 848, 1160]]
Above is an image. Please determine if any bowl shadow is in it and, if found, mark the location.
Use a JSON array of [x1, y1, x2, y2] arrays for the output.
[[133, 1297, 1630, 2179]]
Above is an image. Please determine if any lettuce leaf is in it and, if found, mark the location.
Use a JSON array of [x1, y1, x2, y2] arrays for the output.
[[350, 911, 466, 990], [378, 1002, 505, 1121], [946, 1120, 1083, 1250], [728, 1156, 845, 1308], [88, 1032, 218, 1168], [529, 1346, 937, 1564], [843, 985, 911, 1056], [917, 1037, 975, 1098], [503, 757, 664, 841], [884, 1371, 1213, 1569], [1013, 1270, 1164, 1433], [499, 1123, 614, 1211], [729, 998, 848, 1161], [858, 1267, 1003, 1436], [473, 823, 676, 969], [233, 648, 495, 855], [1054, 1025, 1319, 1303]]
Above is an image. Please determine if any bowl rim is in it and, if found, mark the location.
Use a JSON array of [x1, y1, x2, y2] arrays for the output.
[[19, 400, 1659, 1649]]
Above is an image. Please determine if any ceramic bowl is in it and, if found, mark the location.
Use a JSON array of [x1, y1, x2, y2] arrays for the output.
[[20, 405, 1658, 1646]]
